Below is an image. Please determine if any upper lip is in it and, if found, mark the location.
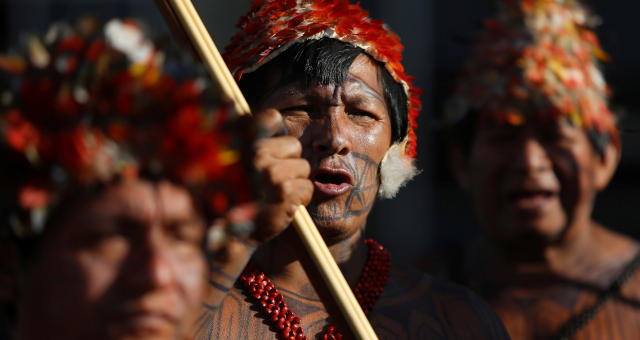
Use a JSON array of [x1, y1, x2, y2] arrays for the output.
[[505, 181, 558, 201], [310, 167, 354, 186], [110, 303, 179, 326]]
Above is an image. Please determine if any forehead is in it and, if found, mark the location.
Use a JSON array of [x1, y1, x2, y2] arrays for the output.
[[50, 180, 198, 235], [263, 54, 385, 104]]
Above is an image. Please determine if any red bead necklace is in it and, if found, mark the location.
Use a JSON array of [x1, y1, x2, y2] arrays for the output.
[[240, 239, 390, 340]]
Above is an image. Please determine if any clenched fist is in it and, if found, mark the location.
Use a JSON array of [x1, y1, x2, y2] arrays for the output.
[[247, 108, 313, 244]]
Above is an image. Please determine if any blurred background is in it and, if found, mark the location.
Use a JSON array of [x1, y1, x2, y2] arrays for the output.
[[2, 0, 639, 273]]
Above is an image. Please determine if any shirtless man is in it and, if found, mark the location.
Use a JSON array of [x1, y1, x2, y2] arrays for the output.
[[0, 18, 247, 340], [444, 1, 640, 339], [194, 1, 509, 339]]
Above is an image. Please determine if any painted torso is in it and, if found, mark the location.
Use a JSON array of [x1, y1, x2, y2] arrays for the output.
[[472, 228, 640, 340], [489, 270, 640, 340], [197, 265, 509, 340]]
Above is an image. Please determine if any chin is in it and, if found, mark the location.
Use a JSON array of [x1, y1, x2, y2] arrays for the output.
[[317, 220, 356, 241], [306, 202, 366, 244], [502, 210, 566, 238], [110, 330, 176, 340], [490, 219, 567, 252]]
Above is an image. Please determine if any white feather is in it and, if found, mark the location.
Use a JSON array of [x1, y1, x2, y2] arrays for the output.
[[378, 140, 420, 199]]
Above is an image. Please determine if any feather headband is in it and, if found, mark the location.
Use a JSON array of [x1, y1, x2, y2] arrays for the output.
[[445, 0, 617, 147]]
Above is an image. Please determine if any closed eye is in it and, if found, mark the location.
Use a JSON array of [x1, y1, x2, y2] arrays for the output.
[[351, 110, 376, 118], [167, 220, 204, 244], [348, 109, 380, 122], [281, 105, 311, 114]]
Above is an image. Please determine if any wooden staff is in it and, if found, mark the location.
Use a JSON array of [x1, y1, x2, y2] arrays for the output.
[[154, 1, 378, 339]]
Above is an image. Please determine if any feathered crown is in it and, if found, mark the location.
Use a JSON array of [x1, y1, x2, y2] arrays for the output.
[[223, 0, 422, 159], [445, 0, 617, 145], [0, 17, 250, 236]]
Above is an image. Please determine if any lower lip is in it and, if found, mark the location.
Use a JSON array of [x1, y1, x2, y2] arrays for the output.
[[510, 194, 554, 212], [313, 181, 352, 196], [113, 313, 174, 333]]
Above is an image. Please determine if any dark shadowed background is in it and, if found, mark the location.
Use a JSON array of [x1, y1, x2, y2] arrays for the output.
[[3, 0, 638, 271]]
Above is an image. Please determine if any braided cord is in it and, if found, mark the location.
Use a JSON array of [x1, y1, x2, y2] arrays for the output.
[[555, 249, 640, 340]]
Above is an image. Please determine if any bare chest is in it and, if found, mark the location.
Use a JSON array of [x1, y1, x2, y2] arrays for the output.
[[492, 284, 640, 340], [200, 277, 507, 340], [204, 288, 332, 340]]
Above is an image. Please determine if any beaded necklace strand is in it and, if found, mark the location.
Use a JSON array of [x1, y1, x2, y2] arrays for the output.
[[240, 239, 390, 340]]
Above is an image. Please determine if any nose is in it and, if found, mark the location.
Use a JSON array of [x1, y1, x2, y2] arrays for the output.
[[311, 107, 351, 156], [125, 232, 175, 292], [512, 136, 552, 175]]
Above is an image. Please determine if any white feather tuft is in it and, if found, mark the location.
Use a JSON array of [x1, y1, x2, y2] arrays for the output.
[[378, 140, 420, 199]]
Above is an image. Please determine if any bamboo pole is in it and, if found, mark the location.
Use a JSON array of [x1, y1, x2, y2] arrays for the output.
[[154, 1, 378, 339]]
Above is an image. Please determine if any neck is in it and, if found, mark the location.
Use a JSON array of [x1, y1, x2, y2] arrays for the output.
[[252, 226, 368, 298], [483, 219, 598, 284]]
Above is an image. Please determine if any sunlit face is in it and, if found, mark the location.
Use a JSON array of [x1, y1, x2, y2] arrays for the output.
[[256, 54, 392, 239], [19, 179, 207, 340], [463, 117, 614, 249]]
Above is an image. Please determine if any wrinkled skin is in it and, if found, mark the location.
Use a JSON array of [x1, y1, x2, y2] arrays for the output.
[[254, 54, 392, 241], [18, 180, 208, 340]]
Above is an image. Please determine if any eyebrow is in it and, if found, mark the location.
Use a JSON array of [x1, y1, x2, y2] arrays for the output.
[[345, 73, 387, 109], [262, 73, 387, 110]]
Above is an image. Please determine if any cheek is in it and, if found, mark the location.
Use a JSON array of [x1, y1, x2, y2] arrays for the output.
[[171, 247, 207, 305], [469, 152, 499, 189], [75, 241, 130, 300], [24, 246, 123, 328], [284, 118, 309, 139], [468, 150, 504, 213], [549, 149, 595, 206], [351, 124, 391, 162]]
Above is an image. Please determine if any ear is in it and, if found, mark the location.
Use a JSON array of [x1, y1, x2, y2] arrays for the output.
[[449, 143, 471, 191], [594, 141, 620, 191]]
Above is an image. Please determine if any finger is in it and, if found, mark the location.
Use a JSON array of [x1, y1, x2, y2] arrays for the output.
[[249, 178, 313, 244], [253, 136, 302, 163], [261, 159, 311, 185], [289, 178, 314, 209], [267, 178, 314, 204], [251, 204, 291, 242], [254, 108, 287, 139]]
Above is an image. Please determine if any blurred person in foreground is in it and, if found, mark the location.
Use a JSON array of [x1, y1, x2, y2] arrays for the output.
[[0, 17, 259, 340], [444, 0, 640, 339], [193, 1, 510, 339]]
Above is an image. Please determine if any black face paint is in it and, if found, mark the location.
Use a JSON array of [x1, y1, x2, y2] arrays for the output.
[[308, 152, 379, 222]]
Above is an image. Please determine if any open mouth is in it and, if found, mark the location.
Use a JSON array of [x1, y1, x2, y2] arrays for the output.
[[507, 189, 555, 210], [311, 168, 353, 196]]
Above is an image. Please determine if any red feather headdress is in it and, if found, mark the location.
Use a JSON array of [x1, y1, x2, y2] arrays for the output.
[[223, 0, 422, 160], [0, 18, 251, 236]]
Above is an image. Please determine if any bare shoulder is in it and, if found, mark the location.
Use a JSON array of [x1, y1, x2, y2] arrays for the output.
[[370, 265, 510, 340], [594, 225, 640, 299], [619, 245, 640, 302]]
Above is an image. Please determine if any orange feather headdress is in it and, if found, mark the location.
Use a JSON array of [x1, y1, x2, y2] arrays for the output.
[[224, 0, 422, 197]]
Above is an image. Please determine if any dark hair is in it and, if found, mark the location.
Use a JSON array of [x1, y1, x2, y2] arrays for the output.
[[238, 37, 408, 144]]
